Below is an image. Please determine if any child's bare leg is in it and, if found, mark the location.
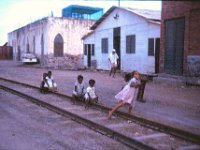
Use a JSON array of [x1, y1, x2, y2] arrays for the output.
[[94, 97, 98, 103], [108, 100, 124, 118], [72, 94, 76, 104], [113, 67, 116, 77], [109, 67, 113, 76], [85, 99, 90, 109], [54, 87, 58, 92], [128, 105, 133, 115]]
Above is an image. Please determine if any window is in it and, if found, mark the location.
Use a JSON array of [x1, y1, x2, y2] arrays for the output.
[[148, 38, 154, 56], [101, 38, 108, 53], [92, 44, 95, 56], [126, 35, 135, 53], [54, 34, 64, 57], [84, 44, 87, 55]]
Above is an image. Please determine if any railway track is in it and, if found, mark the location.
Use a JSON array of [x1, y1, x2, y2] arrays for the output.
[[0, 78, 200, 150]]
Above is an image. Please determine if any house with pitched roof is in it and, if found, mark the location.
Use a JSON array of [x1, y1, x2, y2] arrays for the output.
[[82, 6, 161, 74]]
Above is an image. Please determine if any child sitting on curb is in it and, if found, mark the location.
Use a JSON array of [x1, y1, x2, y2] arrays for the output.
[[84, 79, 98, 109], [72, 75, 85, 104]]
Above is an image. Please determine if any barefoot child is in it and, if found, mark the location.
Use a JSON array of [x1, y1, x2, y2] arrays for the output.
[[44, 71, 57, 92], [84, 79, 98, 109], [108, 71, 140, 118], [72, 75, 85, 103], [40, 72, 48, 93]]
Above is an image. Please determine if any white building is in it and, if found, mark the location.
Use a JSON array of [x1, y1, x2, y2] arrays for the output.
[[83, 6, 161, 74], [8, 17, 95, 69]]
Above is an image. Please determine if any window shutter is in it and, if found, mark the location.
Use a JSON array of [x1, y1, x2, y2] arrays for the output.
[[131, 35, 136, 53], [148, 38, 154, 56], [126, 35, 135, 53], [84, 44, 87, 55], [92, 44, 95, 56], [126, 36, 130, 53]]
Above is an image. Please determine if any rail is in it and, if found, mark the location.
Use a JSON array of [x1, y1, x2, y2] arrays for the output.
[[0, 85, 155, 150], [0, 77, 199, 144]]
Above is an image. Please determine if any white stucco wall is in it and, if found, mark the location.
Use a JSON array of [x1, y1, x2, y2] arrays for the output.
[[83, 8, 160, 74], [8, 18, 49, 61], [8, 17, 95, 66]]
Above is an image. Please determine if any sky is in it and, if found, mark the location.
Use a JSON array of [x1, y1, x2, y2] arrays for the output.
[[0, 0, 161, 45]]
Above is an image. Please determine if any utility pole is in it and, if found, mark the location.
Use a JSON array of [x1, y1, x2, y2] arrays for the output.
[[118, 0, 120, 7]]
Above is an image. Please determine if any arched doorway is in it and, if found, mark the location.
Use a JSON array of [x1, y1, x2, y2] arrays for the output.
[[54, 34, 64, 57]]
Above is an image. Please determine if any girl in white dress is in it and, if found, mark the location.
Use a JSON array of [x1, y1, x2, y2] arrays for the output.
[[108, 71, 140, 118]]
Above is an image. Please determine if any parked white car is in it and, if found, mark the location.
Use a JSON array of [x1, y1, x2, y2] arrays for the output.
[[21, 53, 38, 63]]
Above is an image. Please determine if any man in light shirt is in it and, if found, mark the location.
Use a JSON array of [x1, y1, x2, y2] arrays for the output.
[[108, 49, 119, 78]]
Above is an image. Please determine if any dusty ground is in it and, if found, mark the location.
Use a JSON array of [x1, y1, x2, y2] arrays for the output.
[[0, 90, 132, 150], [0, 60, 200, 135]]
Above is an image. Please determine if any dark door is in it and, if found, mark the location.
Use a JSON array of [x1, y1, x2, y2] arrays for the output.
[[155, 38, 160, 73], [54, 34, 64, 57], [164, 18, 185, 75], [113, 27, 121, 70], [87, 44, 91, 68]]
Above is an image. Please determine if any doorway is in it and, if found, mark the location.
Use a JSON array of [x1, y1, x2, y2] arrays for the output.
[[113, 27, 121, 70], [155, 38, 160, 73], [87, 44, 91, 68], [164, 17, 185, 75]]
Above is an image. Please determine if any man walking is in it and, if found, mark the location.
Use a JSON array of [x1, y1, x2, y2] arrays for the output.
[[108, 49, 119, 77]]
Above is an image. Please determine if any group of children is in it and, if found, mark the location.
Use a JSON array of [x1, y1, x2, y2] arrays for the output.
[[40, 70, 141, 118], [71, 70, 141, 117], [72, 75, 98, 109], [40, 71, 57, 93]]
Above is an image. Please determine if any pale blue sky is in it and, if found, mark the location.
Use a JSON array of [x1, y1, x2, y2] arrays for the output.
[[0, 0, 161, 45]]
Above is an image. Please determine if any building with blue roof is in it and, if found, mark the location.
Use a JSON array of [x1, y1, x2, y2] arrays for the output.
[[62, 5, 103, 20]]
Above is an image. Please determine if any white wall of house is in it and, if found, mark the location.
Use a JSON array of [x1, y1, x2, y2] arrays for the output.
[[47, 17, 94, 56], [8, 19, 49, 61], [83, 8, 160, 74], [8, 17, 95, 69]]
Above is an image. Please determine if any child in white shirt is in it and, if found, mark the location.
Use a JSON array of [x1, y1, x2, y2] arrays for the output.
[[44, 71, 57, 92], [72, 75, 85, 103], [40, 72, 48, 93], [84, 79, 98, 109]]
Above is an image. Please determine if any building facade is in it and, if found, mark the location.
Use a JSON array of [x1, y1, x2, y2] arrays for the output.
[[8, 17, 95, 69], [83, 6, 161, 74], [160, 2, 200, 77]]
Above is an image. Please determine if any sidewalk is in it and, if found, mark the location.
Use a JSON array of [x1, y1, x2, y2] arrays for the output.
[[0, 60, 200, 135]]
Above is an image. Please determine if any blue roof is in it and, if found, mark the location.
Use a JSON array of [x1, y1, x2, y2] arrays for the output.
[[62, 5, 103, 15]]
